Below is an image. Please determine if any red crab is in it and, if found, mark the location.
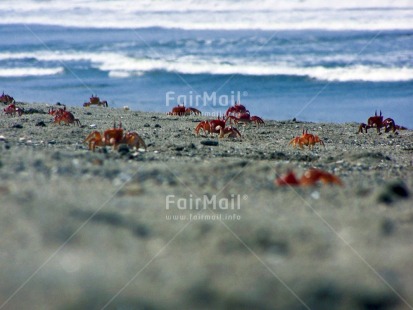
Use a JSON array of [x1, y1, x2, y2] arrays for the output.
[[54, 111, 81, 126], [289, 129, 325, 150], [84, 122, 146, 151], [195, 117, 227, 136], [167, 104, 201, 116], [48, 106, 66, 116], [3, 104, 23, 117], [83, 95, 108, 107], [227, 111, 265, 126], [195, 120, 213, 136], [225, 102, 248, 117], [48, 106, 81, 126], [358, 110, 406, 133], [226, 102, 264, 126], [276, 168, 342, 186], [0, 92, 15, 104]]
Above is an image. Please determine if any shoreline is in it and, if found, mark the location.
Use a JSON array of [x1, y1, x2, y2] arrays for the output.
[[0, 101, 412, 309], [8, 100, 409, 128]]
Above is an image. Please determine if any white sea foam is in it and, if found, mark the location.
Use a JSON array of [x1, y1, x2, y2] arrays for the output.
[[0, 50, 411, 81], [102, 57, 413, 82], [0, 0, 411, 30], [0, 0, 410, 13], [0, 50, 407, 69], [301, 66, 413, 82], [94, 54, 413, 82], [0, 67, 64, 77], [0, 51, 119, 63]]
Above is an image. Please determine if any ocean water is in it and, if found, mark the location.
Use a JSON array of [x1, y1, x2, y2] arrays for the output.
[[0, 0, 412, 126]]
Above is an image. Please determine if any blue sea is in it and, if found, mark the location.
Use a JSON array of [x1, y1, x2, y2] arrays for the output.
[[1, 0, 412, 126]]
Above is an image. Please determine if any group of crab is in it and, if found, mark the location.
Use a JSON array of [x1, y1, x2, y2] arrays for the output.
[[192, 102, 265, 139], [167, 102, 342, 186], [279, 129, 334, 186], [195, 116, 242, 138], [1, 92, 109, 121], [48, 107, 147, 152], [82, 105, 408, 185], [82, 95, 148, 151], [166, 102, 264, 139], [2, 90, 409, 187], [2, 91, 145, 152], [51, 95, 109, 126], [280, 110, 408, 186]]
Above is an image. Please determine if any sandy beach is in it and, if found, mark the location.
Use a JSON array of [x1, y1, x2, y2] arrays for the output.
[[0, 101, 412, 309]]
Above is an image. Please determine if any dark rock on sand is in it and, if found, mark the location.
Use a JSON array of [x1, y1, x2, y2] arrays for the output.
[[377, 180, 409, 204], [118, 144, 130, 155], [200, 140, 219, 146], [24, 108, 47, 114], [35, 121, 47, 127]]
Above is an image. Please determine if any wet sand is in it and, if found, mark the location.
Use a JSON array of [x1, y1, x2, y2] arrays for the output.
[[0, 102, 412, 309]]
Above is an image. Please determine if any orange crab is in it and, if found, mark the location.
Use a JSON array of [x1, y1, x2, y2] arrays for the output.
[[216, 125, 242, 139], [289, 129, 325, 149], [167, 104, 201, 116], [83, 95, 108, 107], [276, 168, 342, 186], [84, 122, 146, 151]]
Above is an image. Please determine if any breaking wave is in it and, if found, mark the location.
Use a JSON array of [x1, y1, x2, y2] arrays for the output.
[[0, 67, 64, 77], [1, 50, 412, 82]]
